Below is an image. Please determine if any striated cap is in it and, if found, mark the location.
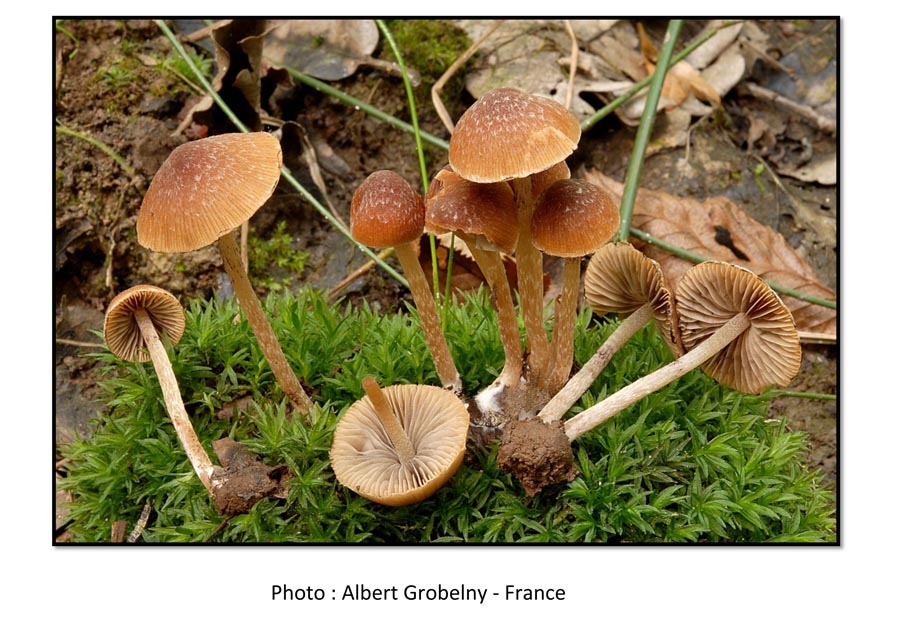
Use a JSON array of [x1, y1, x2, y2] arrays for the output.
[[330, 383, 469, 506], [584, 242, 680, 355], [424, 168, 518, 254], [104, 285, 186, 362], [676, 262, 801, 394], [350, 171, 425, 248], [448, 88, 581, 183], [531, 179, 619, 258], [137, 132, 283, 253]]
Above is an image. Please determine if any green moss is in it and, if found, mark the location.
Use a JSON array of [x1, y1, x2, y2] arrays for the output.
[[381, 19, 472, 87], [248, 220, 309, 294], [59, 290, 835, 543]]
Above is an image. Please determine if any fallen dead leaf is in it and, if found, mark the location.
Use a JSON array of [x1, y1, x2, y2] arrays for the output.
[[585, 170, 836, 338]]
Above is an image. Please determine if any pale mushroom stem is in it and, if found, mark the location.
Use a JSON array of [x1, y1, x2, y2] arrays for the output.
[[133, 307, 216, 494], [564, 312, 751, 441], [510, 177, 550, 383], [218, 232, 314, 416], [546, 258, 581, 393], [362, 376, 416, 465], [393, 242, 463, 394], [461, 236, 522, 388], [540, 303, 654, 423]]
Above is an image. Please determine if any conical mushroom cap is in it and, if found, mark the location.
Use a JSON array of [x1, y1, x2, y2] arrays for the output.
[[330, 384, 469, 506], [676, 262, 801, 394], [424, 168, 518, 254], [448, 88, 581, 183], [350, 171, 425, 248], [531, 179, 619, 258], [584, 242, 680, 354], [137, 132, 283, 253], [104, 285, 185, 363]]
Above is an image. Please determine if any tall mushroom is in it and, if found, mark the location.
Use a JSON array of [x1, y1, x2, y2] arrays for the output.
[[448, 88, 581, 384], [424, 168, 521, 392], [351, 170, 462, 394], [538, 242, 676, 423], [104, 285, 216, 495], [563, 261, 802, 440], [137, 132, 313, 416], [531, 179, 619, 394], [330, 377, 470, 506]]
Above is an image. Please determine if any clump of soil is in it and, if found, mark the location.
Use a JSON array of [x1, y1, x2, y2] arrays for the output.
[[497, 419, 577, 496], [210, 438, 292, 516]]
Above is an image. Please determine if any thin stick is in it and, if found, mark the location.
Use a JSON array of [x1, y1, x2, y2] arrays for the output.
[[741, 82, 835, 134], [432, 20, 504, 134], [327, 248, 396, 302], [563, 20, 578, 110], [55, 124, 135, 176]]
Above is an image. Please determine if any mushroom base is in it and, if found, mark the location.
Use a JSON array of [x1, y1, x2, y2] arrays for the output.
[[497, 418, 577, 496], [210, 438, 292, 516]]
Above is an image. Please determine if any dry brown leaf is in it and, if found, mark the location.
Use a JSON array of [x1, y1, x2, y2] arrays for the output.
[[638, 23, 721, 108], [585, 171, 836, 338]]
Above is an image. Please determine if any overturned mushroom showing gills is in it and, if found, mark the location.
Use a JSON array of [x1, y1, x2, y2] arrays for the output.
[[449, 88, 581, 384], [137, 132, 313, 415], [539, 242, 675, 423], [563, 262, 802, 441], [104, 285, 216, 494], [351, 170, 462, 394], [531, 179, 619, 393], [330, 377, 470, 506]]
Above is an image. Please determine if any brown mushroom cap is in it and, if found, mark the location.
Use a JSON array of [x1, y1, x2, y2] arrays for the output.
[[531, 179, 619, 258], [448, 88, 581, 183], [104, 285, 186, 363], [330, 384, 469, 506], [350, 171, 425, 248], [530, 160, 571, 199], [424, 168, 518, 254], [676, 262, 801, 393], [137, 132, 283, 253], [584, 242, 680, 353]]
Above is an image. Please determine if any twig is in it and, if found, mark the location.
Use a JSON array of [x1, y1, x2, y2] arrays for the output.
[[563, 20, 578, 110], [56, 337, 104, 349], [327, 247, 396, 302], [741, 39, 796, 78], [127, 503, 153, 543], [432, 20, 504, 134], [741, 82, 835, 134]]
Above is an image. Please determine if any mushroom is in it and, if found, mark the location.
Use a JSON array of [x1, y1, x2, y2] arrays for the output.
[[530, 179, 619, 394], [538, 242, 676, 423], [563, 261, 802, 441], [329, 377, 470, 506], [351, 170, 462, 394], [104, 285, 216, 495], [424, 168, 522, 390], [448, 87, 581, 384], [137, 132, 313, 415]]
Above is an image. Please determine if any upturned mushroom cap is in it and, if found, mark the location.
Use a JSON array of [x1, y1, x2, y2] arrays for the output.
[[350, 170, 425, 248], [104, 285, 186, 363], [330, 384, 469, 506], [584, 242, 680, 353], [137, 132, 283, 253], [531, 179, 619, 258], [676, 262, 801, 393], [424, 168, 518, 254], [448, 88, 581, 183]]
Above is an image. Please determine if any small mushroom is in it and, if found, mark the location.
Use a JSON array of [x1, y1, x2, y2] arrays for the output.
[[449, 88, 581, 384], [424, 168, 522, 390], [104, 285, 216, 494], [538, 242, 675, 423], [330, 377, 470, 506], [351, 170, 462, 394], [531, 179, 619, 393], [137, 132, 313, 415], [563, 262, 802, 440]]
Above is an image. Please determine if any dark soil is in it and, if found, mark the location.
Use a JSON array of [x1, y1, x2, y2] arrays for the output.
[[54, 18, 838, 524]]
